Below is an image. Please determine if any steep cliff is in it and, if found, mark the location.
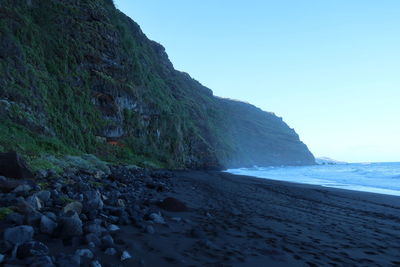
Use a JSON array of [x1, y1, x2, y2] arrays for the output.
[[0, 0, 315, 169]]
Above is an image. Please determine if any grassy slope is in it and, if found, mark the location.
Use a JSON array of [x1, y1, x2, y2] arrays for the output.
[[0, 0, 314, 170]]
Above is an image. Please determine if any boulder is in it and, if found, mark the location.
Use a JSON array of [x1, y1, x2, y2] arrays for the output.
[[104, 247, 117, 256], [158, 197, 188, 212], [60, 212, 83, 238], [26, 211, 42, 227], [121, 251, 132, 261], [91, 260, 102, 267], [0, 152, 33, 179], [107, 224, 120, 232], [75, 249, 94, 259], [85, 233, 101, 247], [3, 225, 34, 245], [17, 241, 49, 259], [0, 176, 24, 193], [63, 201, 83, 215], [12, 184, 33, 194], [35, 190, 51, 202], [83, 190, 103, 214], [26, 195, 43, 210], [149, 212, 166, 224], [40, 215, 57, 235], [101, 235, 114, 248]]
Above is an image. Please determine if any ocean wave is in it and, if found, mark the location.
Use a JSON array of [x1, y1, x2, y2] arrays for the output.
[[226, 162, 400, 196]]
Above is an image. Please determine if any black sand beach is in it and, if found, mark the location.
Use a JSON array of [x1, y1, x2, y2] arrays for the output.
[[135, 170, 400, 266]]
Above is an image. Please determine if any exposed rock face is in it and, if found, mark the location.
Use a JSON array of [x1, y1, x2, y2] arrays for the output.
[[0, 0, 315, 168], [0, 152, 34, 179]]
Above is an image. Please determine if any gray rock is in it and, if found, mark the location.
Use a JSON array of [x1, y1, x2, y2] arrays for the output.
[[40, 215, 57, 235], [86, 223, 106, 235], [15, 198, 36, 214], [3, 225, 34, 245], [104, 247, 117, 256], [26, 195, 42, 210], [63, 201, 83, 215], [35, 190, 51, 202], [44, 212, 57, 221], [121, 251, 132, 261], [149, 212, 165, 224], [0, 254, 4, 264], [75, 248, 94, 259], [101, 235, 114, 248], [85, 233, 101, 247], [83, 190, 103, 213], [107, 224, 120, 232], [60, 212, 83, 238], [17, 241, 49, 259], [91, 260, 102, 267], [12, 184, 32, 194]]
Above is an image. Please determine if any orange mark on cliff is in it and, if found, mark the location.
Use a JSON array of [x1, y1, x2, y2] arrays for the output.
[[107, 141, 125, 147]]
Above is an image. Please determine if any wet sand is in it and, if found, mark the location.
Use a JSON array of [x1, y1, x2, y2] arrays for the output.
[[125, 170, 400, 266]]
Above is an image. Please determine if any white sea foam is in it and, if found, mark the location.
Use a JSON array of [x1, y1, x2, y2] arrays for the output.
[[225, 162, 400, 196]]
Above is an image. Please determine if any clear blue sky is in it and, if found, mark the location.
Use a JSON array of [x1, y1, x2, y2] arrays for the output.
[[114, 0, 400, 163]]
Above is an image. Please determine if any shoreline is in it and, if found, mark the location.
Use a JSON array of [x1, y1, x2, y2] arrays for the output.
[[1, 168, 400, 266], [224, 162, 400, 198], [225, 170, 400, 200]]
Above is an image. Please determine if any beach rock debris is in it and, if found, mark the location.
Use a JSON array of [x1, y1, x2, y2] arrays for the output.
[[0, 165, 173, 266]]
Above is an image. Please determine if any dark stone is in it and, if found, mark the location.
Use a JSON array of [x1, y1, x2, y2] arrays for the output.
[[85, 223, 106, 235], [0, 152, 33, 179], [56, 253, 80, 267], [40, 215, 57, 235], [14, 199, 36, 215], [104, 247, 117, 256], [27, 255, 55, 267], [85, 233, 101, 247], [3, 225, 34, 245], [0, 177, 25, 193], [75, 249, 94, 259], [35, 191, 51, 202], [158, 197, 188, 212], [0, 240, 13, 254], [101, 235, 114, 248], [25, 211, 42, 227], [82, 190, 103, 215], [5, 212, 25, 225], [17, 241, 49, 259], [60, 212, 83, 238]]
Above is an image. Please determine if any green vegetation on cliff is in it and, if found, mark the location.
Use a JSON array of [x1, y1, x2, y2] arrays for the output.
[[0, 0, 314, 169]]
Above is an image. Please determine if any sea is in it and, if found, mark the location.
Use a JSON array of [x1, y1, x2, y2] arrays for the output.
[[226, 162, 400, 197]]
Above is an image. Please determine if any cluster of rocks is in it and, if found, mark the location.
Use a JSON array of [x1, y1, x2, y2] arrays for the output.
[[0, 154, 187, 267]]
